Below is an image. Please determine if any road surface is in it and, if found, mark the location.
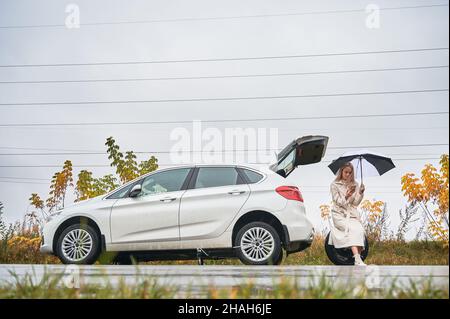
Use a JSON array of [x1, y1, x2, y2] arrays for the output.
[[0, 264, 447, 297]]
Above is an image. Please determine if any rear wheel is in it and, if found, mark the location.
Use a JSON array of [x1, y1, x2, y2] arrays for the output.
[[324, 232, 369, 265], [56, 223, 101, 265], [235, 222, 283, 265]]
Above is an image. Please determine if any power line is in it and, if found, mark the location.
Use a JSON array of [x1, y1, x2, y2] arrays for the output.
[[0, 111, 448, 127], [0, 147, 444, 156], [0, 47, 447, 68], [0, 157, 444, 169], [0, 180, 49, 185], [325, 153, 446, 157], [0, 146, 448, 157], [0, 143, 447, 156], [0, 176, 49, 181], [0, 165, 149, 168], [329, 143, 449, 150], [1, 65, 447, 84], [0, 146, 99, 152], [0, 3, 448, 30], [0, 90, 447, 107], [1, 153, 445, 180], [282, 126, 449, 132]]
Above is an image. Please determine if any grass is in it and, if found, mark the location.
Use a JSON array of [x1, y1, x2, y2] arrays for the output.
[[144, 237, 449, 266], [207, 276, 449, 299], [0, 235, 448, 265], [0, 272, 178, 299], [0, 270, 447, 299]]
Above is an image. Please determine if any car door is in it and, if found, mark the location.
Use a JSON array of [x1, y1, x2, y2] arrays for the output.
[[179, 166, 250, 240], [269, 135, 329, 177], [110, 168, 192, 244]]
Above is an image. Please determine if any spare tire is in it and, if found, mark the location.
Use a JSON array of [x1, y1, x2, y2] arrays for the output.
[[324, 232, 369, 265]]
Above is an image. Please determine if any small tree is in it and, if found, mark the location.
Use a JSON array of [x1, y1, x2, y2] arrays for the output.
[[360, 199, 389, 241], [46, 160, 73, 212], [75, 171, 120, 202], [30, 136, 160, 215], [396, 204, 420, 241], [0, 202, 7, 240], [401, 154, 449, 247], [29, 161, 73, 221], [105, 137, 158, 183]]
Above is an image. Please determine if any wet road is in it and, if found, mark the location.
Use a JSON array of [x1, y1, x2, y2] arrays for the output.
[[0, 264, 447, 296]]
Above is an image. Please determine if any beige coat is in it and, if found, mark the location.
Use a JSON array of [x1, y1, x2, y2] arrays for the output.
[[328, 180, 366, 248]]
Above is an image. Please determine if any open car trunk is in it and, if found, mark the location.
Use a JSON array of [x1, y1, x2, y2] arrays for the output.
[[270, 135, 329, 177]]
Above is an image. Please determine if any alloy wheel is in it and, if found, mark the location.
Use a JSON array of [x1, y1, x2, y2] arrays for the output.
[[61, 229, 93, 262], [240, 227, 275, 262]]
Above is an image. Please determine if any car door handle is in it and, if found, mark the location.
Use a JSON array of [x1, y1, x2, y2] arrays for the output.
[[228, 190, 246, 195], [160, 196, 177, 202]]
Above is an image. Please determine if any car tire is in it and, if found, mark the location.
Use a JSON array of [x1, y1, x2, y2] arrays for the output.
[[235, 222, 283, 265], [324, 232, 369, 265], [56, 223, 101, 265], [272, 248, 284, 265]]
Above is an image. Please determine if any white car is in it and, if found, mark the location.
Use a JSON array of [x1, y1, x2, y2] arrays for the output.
[[40, 135, 329, 265]]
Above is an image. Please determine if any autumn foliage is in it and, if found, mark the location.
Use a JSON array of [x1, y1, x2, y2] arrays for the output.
[[28, 137, 159, 218], [401, 155, 449, 246], [75, 137, 158, 201]]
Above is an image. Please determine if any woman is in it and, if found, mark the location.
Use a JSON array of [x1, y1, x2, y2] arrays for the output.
[[329, 162, 367, 266]]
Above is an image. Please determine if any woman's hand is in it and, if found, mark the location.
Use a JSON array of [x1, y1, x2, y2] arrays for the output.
[[359, 183, 365, 194], [345, 186, 355, 199]]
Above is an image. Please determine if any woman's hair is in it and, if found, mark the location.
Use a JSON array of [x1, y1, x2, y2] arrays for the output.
[[334, 162, 356, 185]]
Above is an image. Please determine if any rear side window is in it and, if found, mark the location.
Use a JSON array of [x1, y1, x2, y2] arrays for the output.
[[241, 169, 264, 184], [194, 167, 242, 189]]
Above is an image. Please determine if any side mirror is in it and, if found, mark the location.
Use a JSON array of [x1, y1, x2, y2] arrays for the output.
[[129, 184, 142, 198]]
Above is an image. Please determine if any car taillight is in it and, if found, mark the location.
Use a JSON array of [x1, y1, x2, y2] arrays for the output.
[[275, 186, 304, 202]]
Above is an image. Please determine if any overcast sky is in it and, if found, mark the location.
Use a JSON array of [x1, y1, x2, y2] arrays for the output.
[[0, 0, 448, 239]]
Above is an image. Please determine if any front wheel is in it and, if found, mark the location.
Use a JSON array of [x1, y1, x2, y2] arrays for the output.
[[324, 232, 369, 265], [235, 222, 283, 265], [56, 223, 101, 264]]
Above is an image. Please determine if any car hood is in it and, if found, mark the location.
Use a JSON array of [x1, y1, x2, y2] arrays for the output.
[[59, 195, 110, 215]]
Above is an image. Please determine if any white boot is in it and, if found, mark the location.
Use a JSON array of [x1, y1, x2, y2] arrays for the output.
[[353, 254, 366, 266]]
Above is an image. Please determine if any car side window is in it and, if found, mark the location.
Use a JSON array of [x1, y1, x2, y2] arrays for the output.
[[139, 168, 191, 197], [194, 167, 241, 189], [241, 169, 264, 184], [276, 149, 295, 177], [106, 183, 135, 199]]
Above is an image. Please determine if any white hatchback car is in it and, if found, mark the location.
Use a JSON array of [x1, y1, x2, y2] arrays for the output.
[[40, 135, 328, 265]]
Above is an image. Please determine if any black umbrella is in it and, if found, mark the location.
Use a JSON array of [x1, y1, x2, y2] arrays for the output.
[[328, 150, 395, 183]]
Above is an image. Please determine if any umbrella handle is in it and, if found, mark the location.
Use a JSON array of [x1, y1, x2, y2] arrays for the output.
[[360, 156, 363, 184]]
